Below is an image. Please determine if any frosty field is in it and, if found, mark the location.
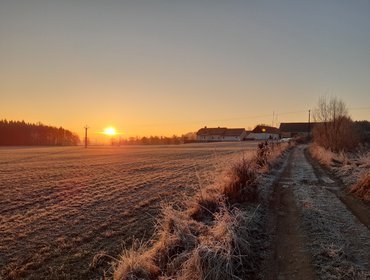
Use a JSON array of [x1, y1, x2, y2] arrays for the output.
[[0, 142, 258, 279]]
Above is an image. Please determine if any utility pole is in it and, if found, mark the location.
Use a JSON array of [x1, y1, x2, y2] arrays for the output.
[[308, 110, 311, 136], [84, 125, 89, 148]]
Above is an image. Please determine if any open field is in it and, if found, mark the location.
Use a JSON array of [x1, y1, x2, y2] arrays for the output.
[[0, 142, 258, 279]]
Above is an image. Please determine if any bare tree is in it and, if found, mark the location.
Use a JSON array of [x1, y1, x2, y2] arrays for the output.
[[313, 96, 359, 151]]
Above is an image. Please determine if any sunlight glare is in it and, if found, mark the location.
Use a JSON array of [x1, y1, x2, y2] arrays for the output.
[[103, 127, 117, 136]]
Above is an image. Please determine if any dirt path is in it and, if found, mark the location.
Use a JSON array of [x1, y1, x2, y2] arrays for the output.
[[267, 145, 370, 280], [268, 150, 315, 280]]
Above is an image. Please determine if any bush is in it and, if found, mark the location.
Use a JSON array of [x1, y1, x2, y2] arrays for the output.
[[312, 96, 360, 152], [312, 117, 360, 152]]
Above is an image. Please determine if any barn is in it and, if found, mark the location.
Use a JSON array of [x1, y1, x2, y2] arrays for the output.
[[279, 122, 314, 138]]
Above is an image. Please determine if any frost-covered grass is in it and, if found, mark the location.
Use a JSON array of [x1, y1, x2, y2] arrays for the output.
[[112, 142, 291, 280], [309, 143, 370, 200], [0, 143, 260, 279]]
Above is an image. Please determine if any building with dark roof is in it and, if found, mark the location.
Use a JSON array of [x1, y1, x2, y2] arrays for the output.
[[196, 127, 248, 142], [279, 122, 315, 138]]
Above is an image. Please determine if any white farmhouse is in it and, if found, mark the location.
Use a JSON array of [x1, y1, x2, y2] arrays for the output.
[[196, 127, 247, 142], [246, 125, 280, 140]]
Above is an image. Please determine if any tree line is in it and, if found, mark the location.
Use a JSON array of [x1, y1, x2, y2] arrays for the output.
[[0, 120, 80, 146], [112, 133, 197, 146]]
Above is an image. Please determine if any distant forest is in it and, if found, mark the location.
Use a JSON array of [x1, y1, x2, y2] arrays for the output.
[[0, 120, 80, 146], [117, 133, 196, 146]]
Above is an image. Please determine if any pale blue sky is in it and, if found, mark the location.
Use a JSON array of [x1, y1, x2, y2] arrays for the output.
[[0, 0, 369, 136]]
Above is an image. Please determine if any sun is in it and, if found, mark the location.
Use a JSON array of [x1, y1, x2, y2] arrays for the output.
[[103, 127, 117, 136]]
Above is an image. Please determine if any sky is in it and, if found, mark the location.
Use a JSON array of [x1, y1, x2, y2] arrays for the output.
[[1, 0, 369, 139]]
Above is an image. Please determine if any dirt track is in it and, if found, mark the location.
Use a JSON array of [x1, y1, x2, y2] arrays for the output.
[[267, 145, 370, 280]]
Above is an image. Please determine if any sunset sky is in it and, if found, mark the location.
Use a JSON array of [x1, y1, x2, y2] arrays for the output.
[[1, 1, 369, 139]]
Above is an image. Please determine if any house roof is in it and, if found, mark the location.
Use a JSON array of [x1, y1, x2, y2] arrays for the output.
[[196, 127, 245, 137], [252, 125, 280, 134], [197, 127, 227, 136], [223, 128, 246, 136], [279, 122, 316, 133]]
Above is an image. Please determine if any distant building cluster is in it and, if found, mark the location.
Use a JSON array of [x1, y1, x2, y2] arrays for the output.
[[196, 122, 314, 142]]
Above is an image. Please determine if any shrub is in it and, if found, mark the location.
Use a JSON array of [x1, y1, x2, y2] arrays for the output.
[[312, 117, 360, 152], [312, 96, 360, 152]]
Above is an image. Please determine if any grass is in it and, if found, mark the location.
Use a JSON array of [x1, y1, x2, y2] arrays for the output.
[[349, 172, 370, 201], [112, 141, 291, 280], [309, 143, 370, 201], [309, 144, 336, 167], [222, 158, 258, 203]]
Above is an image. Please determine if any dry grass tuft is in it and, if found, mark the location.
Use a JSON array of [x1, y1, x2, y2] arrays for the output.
[[178, 209, 250, 280], [309, 144, 336, 167], [349, 172, 370, 201], [188, 186, 223, 223], [151, 206, 207, 273], [222, 158, 258, 203], [113, 241, 160, 280]]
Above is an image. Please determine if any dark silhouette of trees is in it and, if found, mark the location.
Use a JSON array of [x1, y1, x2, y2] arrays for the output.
[[0, 120, 80, 146], [118, 135, 185, 145]]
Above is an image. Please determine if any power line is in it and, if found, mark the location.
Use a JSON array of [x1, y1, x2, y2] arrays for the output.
[[124, 110, 309, 128]]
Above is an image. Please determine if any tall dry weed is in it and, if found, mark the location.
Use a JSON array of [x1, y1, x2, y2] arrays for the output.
[[309, 144, 335, 166], [222, 158, 258, 203]]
